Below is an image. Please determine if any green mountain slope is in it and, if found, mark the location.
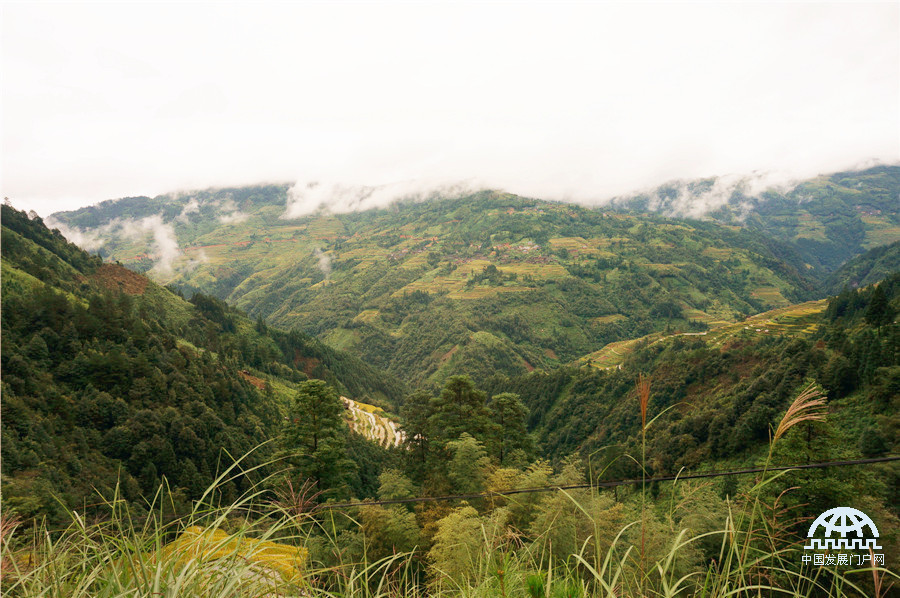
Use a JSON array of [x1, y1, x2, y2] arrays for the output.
[[612, 165, 900, 270], [572, 298, 826, 370], [50, 191, 822, 386], [485, 272, 899, 485], [825, 240, 900, 294], [0, 205, 401, 524]]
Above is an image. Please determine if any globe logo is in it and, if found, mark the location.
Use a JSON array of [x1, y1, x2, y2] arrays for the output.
[[804, 507, 881, 551]]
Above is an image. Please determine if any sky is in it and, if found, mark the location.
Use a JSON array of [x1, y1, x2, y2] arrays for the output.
[[2, 2, 898, 217]]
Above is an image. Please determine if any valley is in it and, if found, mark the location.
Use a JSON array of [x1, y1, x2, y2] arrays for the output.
[[4, 167, 899, 596]]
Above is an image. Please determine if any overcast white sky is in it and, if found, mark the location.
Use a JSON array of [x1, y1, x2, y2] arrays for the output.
[[2, 2, 898, 217]]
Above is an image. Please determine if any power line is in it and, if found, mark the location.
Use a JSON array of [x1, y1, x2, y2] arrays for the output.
[[314, 455, 900, 511]]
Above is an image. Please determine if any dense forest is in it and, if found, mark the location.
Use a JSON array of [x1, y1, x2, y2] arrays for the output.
[[1, 204, 400, 525]]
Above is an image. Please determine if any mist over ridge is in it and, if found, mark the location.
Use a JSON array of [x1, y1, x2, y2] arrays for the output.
[[43, 162, 898, 258]]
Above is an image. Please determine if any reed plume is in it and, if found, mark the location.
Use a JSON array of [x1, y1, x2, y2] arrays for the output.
[[773, 382, 826, 443]]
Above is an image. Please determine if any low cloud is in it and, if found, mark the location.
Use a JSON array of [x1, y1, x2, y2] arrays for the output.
[[45, 217, 106, 251], [49, 213, 182, 276], [177, 197, 200, 222], [611, 170, 802, 220], [283, 179, 474, 219], [313, 247, 331, 279], [181, 248, 208, 274], [117, 215, 180, 275], [219, 211, 248, 224], [4, 4, 897, 218], [280, 169, 816, 222], [216, 196, 248, 224]]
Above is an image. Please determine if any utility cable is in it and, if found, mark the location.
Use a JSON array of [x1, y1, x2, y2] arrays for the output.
[[314, 455, 900, 511]]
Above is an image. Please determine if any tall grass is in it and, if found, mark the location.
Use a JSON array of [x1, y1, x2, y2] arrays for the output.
[[2, 385, 895, 596], [2, 476, 893, 597]]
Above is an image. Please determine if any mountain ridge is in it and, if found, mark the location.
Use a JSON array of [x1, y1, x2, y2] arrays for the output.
[[609, 165, 900, 269], [42, 166, 899, 385]]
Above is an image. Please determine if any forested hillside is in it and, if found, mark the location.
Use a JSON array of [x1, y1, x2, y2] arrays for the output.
[[486, 273, 899, 478], [825, 240, 900, 294], [0, 205, 401, 524]]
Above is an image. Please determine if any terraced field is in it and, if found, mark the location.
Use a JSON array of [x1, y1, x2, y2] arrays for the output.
[[861, 215, 900, 249], [576, 299, 827, 370], [576, 335, 663, 369], [342, 398, 404, 447], [231, 365, 404, 447]]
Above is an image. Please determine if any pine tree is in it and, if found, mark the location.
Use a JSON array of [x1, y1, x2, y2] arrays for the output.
[[865, 284, 894, 329], [282, 379, 355, 498], [427, 375, 491, 447], [487, 392, 532, 465], [401, 389, 433, 469]]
